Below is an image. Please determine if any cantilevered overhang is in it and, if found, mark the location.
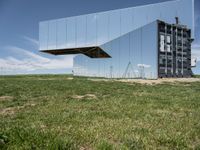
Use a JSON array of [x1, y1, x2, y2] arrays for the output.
[[41, 46, 111, 58]]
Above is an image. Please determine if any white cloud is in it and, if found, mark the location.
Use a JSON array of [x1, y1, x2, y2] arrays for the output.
[[0, 34, 76, 75], [5, 46, 50, 62], [0, 46, 74, 74], [192, 44, 200, 49]]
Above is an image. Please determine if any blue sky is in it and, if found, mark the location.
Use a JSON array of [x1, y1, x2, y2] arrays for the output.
[[0, 0, 199, 75]]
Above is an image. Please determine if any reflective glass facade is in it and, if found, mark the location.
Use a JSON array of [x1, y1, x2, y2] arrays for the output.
[[39, 0, 194, 79], [73, 21, 158, 78]]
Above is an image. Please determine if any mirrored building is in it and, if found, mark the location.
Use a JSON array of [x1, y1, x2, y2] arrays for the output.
[[39, 0, 194, 79]]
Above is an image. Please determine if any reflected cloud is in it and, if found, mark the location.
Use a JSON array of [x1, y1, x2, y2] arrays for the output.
[[192, 43, 200, 61], [137, 64, 151, 68], [22, 36, 39, 49]]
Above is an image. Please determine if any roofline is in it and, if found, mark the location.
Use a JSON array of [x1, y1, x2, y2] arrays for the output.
[[40, 0, 179, 23]]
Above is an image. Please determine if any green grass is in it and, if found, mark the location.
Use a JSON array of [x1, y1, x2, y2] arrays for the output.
[[0, 75, 200, 150]]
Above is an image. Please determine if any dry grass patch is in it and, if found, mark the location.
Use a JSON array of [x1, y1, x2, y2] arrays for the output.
[[88, 78, 200, 85], [0, 107, 16, 115], [37, 77, 73, 81], [88, 78, 112, 82], [0, 96, 13, 102], [71, 94, 97, 100], [155, 109, 171, 114], [118, 78, 200, 85], [0, 102, 36, 116], [67, 77, 74, 80]]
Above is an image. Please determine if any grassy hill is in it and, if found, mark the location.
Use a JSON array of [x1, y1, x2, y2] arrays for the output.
[[0, 75, 200, 149]]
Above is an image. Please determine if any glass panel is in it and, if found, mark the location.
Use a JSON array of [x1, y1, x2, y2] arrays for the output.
[[76, 15, 87, 48], [133, 7, 148, 30], [87, 57, 94, 77], [57, 18, 67, 49], [39, 21, 48, 50], [73, 55, 79, 76], [130, 30, 136, 78], [79, 55, 85, 76], [84, 56, 89, 76], [102, 38, 119, 78], [97, 12, 109, 45], [88, 58, 97, 77], [85, 57, 90, 77], [100, 44, 112, 78], [99, 58, 107, 77], [110, 38, 120, 78], [121, 8, 132, 36], [67, 17, 76, 48], [109, 10, 120, 41], [86, 14, 97, 46], [142, 21, 158, 79], [119, 34, 131, 78], [132, 28, 142, 78], [48, 20, 57, 49]]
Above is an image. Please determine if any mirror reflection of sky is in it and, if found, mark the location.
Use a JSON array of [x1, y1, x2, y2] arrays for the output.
[[74, 21, 159, 79], [0, 0, 199, 75]]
